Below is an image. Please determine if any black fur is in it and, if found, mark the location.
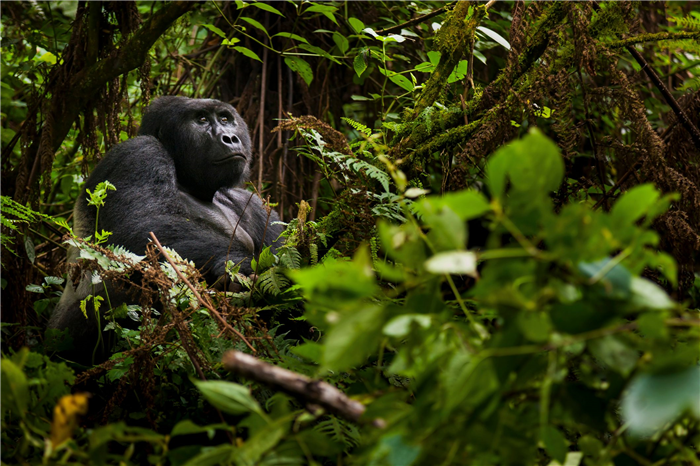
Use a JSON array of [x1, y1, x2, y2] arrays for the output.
[[49, 97, 284, 348]]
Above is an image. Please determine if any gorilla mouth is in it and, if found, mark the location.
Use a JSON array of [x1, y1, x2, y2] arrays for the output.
[[214, 153, 246, 164]]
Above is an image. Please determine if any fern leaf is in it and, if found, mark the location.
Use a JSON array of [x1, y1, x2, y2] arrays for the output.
[[341, 117, 372, 137]]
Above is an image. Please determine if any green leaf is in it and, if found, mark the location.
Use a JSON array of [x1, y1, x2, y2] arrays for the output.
[[1, 358, 29, 418], [236, 416, 288, 465], [305, 4, 338, 25], [323, 305, 384, 371], [518, 312, 552, 343], [447, 59, 468, 84], [240, 17, 268, 36], [588, 336, 638, 377], [233, 46, 262, 62], [622, 366, 700, 437], [348, 17, 365, 34], [193, 380, 262, 416], [414, 190, 491, 221], [353, 51, 368, 77], [332, 31, 349, 54], [202, 23, 226, 38], [182, 445, 236, 466], [273, 32, 309, 44], [24, 236, 35, 263], [248, 2, 283, 16], [38, 51, 57, 64], [284, 56, 313, 86], [486, 129, 563, 198], [25, 283, 44, 293], [424, 251, 478, 277], [383, 314, 431, 337], [610, 184, 660, 229], [542, 426, 568, 464], [476, 26, 511, 50], [629, 277, 674, 310], [171, 420, 230, 437], [388, 73, 414, 92]]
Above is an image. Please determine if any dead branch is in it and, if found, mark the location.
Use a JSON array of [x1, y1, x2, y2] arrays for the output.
[[148, 232, 256, 352], [223, 350, 386, 427]]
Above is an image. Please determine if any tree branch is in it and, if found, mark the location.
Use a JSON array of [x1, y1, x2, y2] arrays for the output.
[[222, 350, 386, 427]]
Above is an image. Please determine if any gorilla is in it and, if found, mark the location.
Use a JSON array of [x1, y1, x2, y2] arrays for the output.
[[48, 96, 284, 349]]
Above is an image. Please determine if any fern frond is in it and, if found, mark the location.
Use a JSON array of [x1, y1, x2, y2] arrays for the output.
[[279, 246, 302, 269], [258, 267, 291, 295], [670, 15, 700, 30], [341, 117, 372, 137], [314, 417, 361, 449]]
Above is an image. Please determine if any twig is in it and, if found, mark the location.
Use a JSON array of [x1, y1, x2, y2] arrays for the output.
[[223, 350, 386, 427], [148, 232, 256, 352], [375, 2, 455, 35], [593, 160, 642, 210]]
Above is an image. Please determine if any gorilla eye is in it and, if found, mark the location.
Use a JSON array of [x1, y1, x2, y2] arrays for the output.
[[221, 116, 229, 123], [198, 116, 208, 123]]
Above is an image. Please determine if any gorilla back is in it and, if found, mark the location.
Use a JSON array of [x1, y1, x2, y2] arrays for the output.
[[49, 96, 284, 349]]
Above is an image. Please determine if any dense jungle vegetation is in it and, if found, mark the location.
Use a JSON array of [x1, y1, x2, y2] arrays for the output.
[[2, 1, 700, 465]]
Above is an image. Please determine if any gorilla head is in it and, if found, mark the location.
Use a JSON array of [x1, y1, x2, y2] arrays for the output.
[[138, 96, 252, 200]]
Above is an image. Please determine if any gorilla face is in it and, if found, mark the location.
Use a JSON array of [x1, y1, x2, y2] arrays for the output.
[[138, 96, 252, 201]]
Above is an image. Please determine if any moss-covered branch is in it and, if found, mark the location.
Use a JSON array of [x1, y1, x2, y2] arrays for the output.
[[607, 30, 700, 48]]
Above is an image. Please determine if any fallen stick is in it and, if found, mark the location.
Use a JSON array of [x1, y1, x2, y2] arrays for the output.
[[222, 350, 386, 428]]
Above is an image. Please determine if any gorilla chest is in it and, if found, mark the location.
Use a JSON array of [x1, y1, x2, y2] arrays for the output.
[[178, 191, 255, 254]]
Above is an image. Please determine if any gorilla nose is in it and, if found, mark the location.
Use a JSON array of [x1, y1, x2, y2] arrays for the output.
[[222, 134, 240, 147]]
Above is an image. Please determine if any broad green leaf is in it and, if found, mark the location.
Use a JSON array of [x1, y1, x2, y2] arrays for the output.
[[248, 2, 283, 16], [353, 51, 368, 77], [629, 277, 673, 310], [1, 358, 29, 418], [236, 416, 288, 464], [447, 59, 468, 84], [284, 56, 313, 86], [610, 184, 660, 229], [202, 23, 226, 38], [622, 366, 700, 436], [348, 17, 365, 34], [25, 284, 44, 293], [38, 52, 57, 64], [305, 4, 338, 25], [388, 72, 414, 92], [322, 305, 384, 371], [486, 129, 563, 198], [425, 251, 478, 276], [233, 46, 262, 62], [518, 312, 552, 342], [332, 31, 349, 54], [182, 444, 236, 466], [476, 26, 511, 50], [427, 50, 441, 65], [542, 426, 568, 464], [425, 207, 466, 252], [240, 17, 268, 36], [171, 420, 230, 437], [193, 380, 262, 416], [578, 258, 632, 299], [383, 314, 431, 337], [415, 190, 491, 221], [273, 32, 309, 44]]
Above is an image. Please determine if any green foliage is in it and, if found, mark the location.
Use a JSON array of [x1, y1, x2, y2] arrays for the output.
[[0, 196, 50, 254]]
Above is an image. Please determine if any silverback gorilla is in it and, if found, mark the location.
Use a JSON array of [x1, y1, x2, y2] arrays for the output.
[[49, 96, 284, 346]]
